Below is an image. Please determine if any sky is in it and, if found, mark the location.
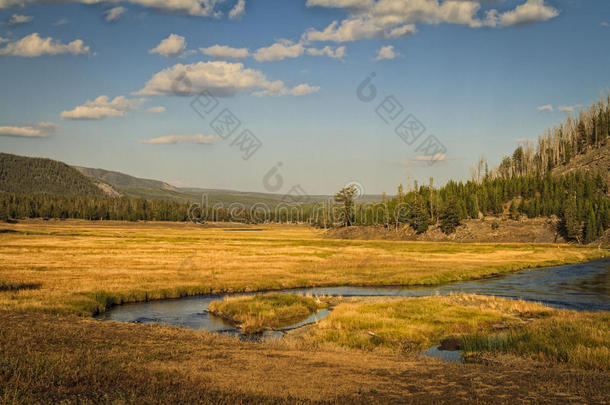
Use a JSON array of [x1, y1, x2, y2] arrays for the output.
[[0, 0, 609, 196]]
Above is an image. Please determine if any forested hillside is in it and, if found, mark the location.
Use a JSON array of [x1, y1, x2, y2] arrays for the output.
[[0, 153, 104, 197], [326, 94, 610, 244], [2, 94, 609, 245], [315, 97, 610, 243], [495, 94, 610, 179]]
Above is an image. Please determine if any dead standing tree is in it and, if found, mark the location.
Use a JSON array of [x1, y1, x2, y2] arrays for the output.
[[334, 184, 358, 227]]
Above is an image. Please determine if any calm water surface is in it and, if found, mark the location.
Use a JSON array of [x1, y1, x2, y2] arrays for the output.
[[97, 259, 610, 338]]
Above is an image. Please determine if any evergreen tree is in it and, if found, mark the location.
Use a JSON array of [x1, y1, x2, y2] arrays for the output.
[[410, 201, 430, 234], [509, 199, 519, 220], [440, 199, 461, 235], [563, 196, 582, 242], [584, 209, 598, 244]]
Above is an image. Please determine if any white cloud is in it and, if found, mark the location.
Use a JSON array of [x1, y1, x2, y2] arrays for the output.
[[53, 18, 69, 26], [499, 0, 559, 27], [306, 0, 373, 10], [105, 6, 126, 22], [516, 137, 535, 144], [558, 105, 581, 113], [411, 153, 448, 162], [0, 33, 90, 57], [536, 104, 553, 112], [374, 44, 396, 60], [8, 14, 33, 25], [304, 17, 416, 42], [0, 0, 222, 18], [200, 44, 249, 59], [149, 34, 187, 58], [306, 45, 346, 59], [61, 95, 144, 120], [147, 106, 166, 113], [288, 83, 320, 96], [254, 40, 304, 62], [0, 37, 8, 44], [228, 0, 245, 19], [304, 0, 560, 42], [136, 61, 319, 97], [127, 0, 221, 17], [601, 21, 609, 27], [142, 134, 217, 144], [0, 122, 58, 138]]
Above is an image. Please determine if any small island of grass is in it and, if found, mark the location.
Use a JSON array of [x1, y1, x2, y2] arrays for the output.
[[208, 293, 328, 334]]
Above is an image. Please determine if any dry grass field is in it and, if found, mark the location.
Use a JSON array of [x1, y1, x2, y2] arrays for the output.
[[2, 309, 610, 404], [0, 219, 605, 315], [0, 219, 609, 404]]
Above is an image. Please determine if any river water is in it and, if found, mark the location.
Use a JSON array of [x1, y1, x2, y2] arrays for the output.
[[97, 259, 610, 338]]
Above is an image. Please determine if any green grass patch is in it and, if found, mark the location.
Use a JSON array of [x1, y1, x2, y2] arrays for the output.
[[304, 294, 560, 353], [462, 311, 610, 370], [208, 293, 327, 334]]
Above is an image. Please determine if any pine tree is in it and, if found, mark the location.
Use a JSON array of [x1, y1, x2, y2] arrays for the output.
[[509, 199, 519, 220], [564, 196, 582, 242], [410, 201, 430, 234], [584, 209, 598, 244], [440, 199, 461, 235]]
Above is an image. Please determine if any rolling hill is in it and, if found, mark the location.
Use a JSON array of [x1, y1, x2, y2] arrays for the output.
[[0, 153, 105, 197], [0, 153, 383, 205]]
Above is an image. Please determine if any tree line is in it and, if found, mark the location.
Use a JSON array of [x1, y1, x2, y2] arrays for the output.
[[2, 94, 609, 244], [0, 194, 189, 222], [321, 171, 608, 244], [320, 94, 610, 244]]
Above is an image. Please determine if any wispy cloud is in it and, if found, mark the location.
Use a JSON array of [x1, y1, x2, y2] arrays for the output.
[[53, 18, 69, 26], [0, 33, 90, 57], [558, 104, 582, 113], [149, 34, 187, 58], [0, 122, 58, 138], [306, 45, 346, 60], [136, 61, 319, 97], [229, 0, 245, 20], [200, 44, 250, 59], [146, 106, 166, 113], [141, 134, 217, 145], [516, 137, 536, 144], [374, 45, 397, 61], [8, 14, 33, 25], [536, 104, 553, 112], [254, 40, 304, 62], [303, 0, 559, 43], [0, 0, 223, 18], [61, 95, 144, 120], [105, 6, 126, 22]]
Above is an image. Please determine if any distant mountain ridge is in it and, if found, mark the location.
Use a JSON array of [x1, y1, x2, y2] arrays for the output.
[[74, 166, 179, 193], [0, 153, 383, 204], [0, 153, 104, 197]]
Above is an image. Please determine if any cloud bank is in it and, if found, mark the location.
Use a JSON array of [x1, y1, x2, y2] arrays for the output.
[[61, 96, 144, 120], [0, 33, 90, 57], [136, 61, 319, 97]]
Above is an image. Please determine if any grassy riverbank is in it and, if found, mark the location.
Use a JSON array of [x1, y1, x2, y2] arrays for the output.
[[208, 293, 327, 333], [0, 220, 608, 403], [1, 309, 609, 404], [288, 294, 609, 371], [0, 220, 606, 316]]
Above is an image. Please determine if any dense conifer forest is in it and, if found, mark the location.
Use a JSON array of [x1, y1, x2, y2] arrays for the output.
[[2, 95, 609, 243]]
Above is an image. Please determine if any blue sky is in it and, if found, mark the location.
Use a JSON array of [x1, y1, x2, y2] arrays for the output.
[[0, 0, 609, 195]]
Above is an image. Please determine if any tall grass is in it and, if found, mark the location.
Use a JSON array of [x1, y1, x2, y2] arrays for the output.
[[462, 311, 610, 370], [0, 220, 606, 316], [208, 293, 326, 333]]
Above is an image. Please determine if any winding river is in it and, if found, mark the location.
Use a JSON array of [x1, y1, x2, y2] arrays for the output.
[[97, 259, 610, 339]]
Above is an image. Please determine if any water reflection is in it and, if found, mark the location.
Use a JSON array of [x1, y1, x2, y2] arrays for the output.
[[98, 259, 610, 337]]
